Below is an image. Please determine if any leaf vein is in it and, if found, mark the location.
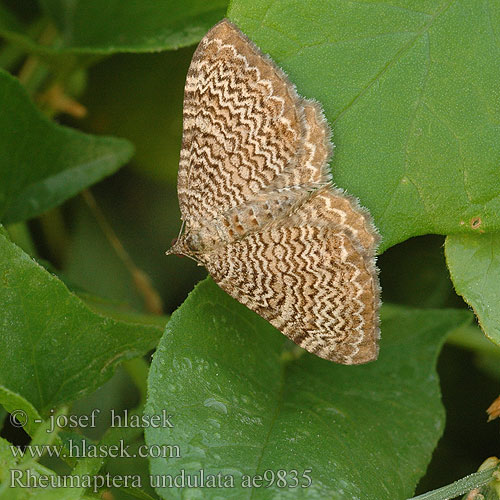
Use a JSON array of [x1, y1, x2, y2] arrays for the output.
[[332, 0, 457, 124]]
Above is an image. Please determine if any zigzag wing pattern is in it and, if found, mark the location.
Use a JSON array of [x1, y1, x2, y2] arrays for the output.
[[177, 20, 307, 229], [208, 100, 339, 245], [169, 19, 381, 365], [267, 101, 333, 190], [204, 191, 380, 364], [288, 186, 381, 255]]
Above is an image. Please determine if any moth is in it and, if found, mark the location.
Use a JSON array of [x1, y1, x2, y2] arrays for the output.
[[167, 19, 381, 364]]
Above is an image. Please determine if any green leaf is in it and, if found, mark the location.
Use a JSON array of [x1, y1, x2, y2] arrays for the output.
[[0, 437, 16, 484], [227, 1, 500, 251], [39, 0, 228, 53], [145, 278, 471, 499], [0, 69, 133, 224], [0, 231, 163, 415], [445, 233, 500, 346], [0, 428, 103, 499], [0, 386, 43, 436], [0, 411, 89, 499]]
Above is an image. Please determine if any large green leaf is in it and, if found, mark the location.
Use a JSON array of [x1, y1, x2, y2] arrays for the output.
[[228, 0, 500, 251], [38, 0, 228, 53], [145, 279, 471, 500], [0, 69, 133, 224], [0, 231, 163, 415], [445, 233, 500, 346]]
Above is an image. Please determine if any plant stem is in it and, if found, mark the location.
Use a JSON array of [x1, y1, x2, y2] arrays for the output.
[[409, 466, 498, 500]]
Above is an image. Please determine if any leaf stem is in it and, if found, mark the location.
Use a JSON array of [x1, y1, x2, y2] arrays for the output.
[[409, 465, 499, 500], [81, 189, 164, 315]]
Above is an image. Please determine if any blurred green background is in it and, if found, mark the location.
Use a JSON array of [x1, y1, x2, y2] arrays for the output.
[[1, 0, 500, 498]]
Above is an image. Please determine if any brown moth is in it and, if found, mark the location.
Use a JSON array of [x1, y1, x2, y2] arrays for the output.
[[167, 19, 381, 364]]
